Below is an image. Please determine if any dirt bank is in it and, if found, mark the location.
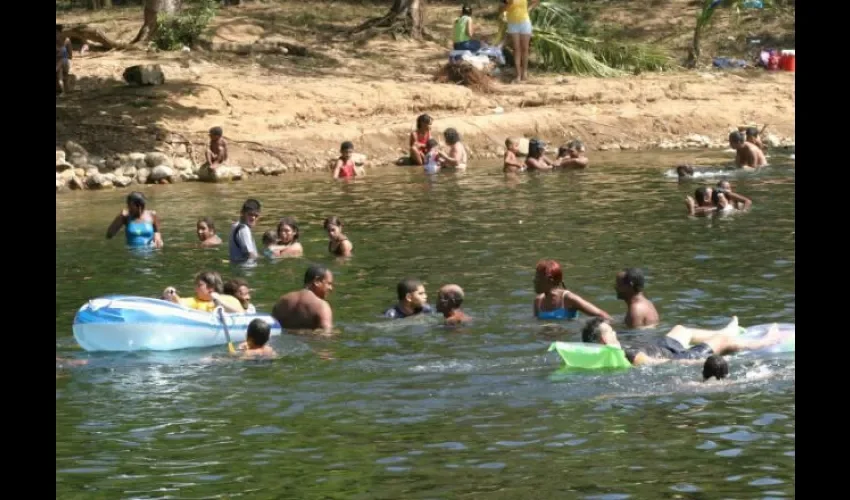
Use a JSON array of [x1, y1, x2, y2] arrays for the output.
[[55, 1, 795, 180]]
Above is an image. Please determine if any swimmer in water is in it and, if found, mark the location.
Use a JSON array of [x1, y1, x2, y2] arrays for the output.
[[525, 138, 554, 171], [333, 141, 358, 179], [703, 355, 729, 381], [271, 264, 334, 334], [581, 316, 783, 367], [196, 217, 222, 247], [715, 180, 752, 210], [503, 137, 525, 173], [324, 216, 353, 257], [436, 284, 470, 326], [274, 217, 304, 258], [385, 278, 433, 319], [729, 131, 767, 169], [438, 128, 468, 170], [615, 268, 659, 329], [745, 127, 766, 152], [238, 319, 276, 359], [686, 186, 738, 216], [106, 191, 164, 249], [533, 259, 612, 321], [554, 140, 589, 169], [676, 165, 695, 181]]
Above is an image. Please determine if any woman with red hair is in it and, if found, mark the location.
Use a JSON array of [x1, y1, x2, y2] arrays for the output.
[[533, 259, 612, 321]]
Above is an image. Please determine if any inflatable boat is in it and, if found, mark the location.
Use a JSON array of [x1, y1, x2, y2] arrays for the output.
[[72, 295, 283, 352]]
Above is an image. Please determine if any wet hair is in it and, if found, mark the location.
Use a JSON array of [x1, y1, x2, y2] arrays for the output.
[[716, 180, 731, 190], [535, 259, 565, 287], [440, 287, 464, 309], [241, 198, 261, 214], [262, 230, 278, 246], [461, 4, 472, 16], [323, 216, 343, 230], [304, 264, 330, 286], [397, 278, 423, 301], [567, 139, 585, 151], [711, 189, 724, 205], [676, 165, 694, 179], [246, 319, 271, 347], [223, 278, 248, 297], [745, 127, 759, 138], [505, 137, 516, 148], [277, 217, 300, 242], [444, 128, 461, 145], [729, 131, 745, 144], [426, 138, 439, 150], [195, 271, 224, 294], [619, 268, 646, 292], [528, 138, 546, 158], [416, 114, 432, 130], [694, 186, 711, 201], [703, 355, 729, 380], [581, 317, 609, 344], [209, 126, 223, 137], [197, 217, 216, 233], [126, 191, 146, 207], [340, 141, 354, 152], [557, 145, 569, 157]]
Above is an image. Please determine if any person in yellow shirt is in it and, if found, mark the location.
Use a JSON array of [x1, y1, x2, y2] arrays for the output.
[[501, 0, 539, 83], [162, 271, 245, 313]]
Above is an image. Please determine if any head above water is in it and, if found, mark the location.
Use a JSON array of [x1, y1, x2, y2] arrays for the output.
[[240, 199, 262, 226], [416, 114, 433, 131], [694, 186, 713, 205], [224, 278, 251, 306], [277, 217, 300, 244], [246, 318, 271, 348], [304, 264, 334, 298], [209, 126, 223, 138], [703, 355, 729, 381], [426, 138, 439, 151], [728, 131, 745, 148], [534, 259, 565, 294], [196, 217, 216, 241], [676, 165, 695, 180], [262, 230, 278, 246], [581, 317, 617, 345], [505, 137, 518, 151], [323, 216, 344, 239], [745, 127, 759, 139], [528, 138, 546, 158], [716, 180, 731, 192], [397, 278, 427, 304], [615, 268, 646, 299], [340, 141, 354, 157], [567, 139, 586, 156], [126, 191, 147, 217], [437, 284, 464, 314], [444, 128, 461, 145]]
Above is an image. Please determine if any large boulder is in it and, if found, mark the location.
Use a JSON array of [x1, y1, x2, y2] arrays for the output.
[[198, 164, 243, 183], [123, 64, 166, 86]]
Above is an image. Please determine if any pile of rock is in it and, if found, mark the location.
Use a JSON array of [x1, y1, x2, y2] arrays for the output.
[[56, 141, 244, 192]]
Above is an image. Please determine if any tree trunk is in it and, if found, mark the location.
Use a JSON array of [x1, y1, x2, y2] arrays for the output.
[[354, 0, 426, 40], [131, 0, 181, 44]]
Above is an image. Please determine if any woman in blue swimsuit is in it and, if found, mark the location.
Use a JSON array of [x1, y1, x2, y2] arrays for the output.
[[105, 192, 164, 249], [533, 259, 612, 321]]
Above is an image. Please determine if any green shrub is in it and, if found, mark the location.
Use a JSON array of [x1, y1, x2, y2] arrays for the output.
[[153, 0, 218, 51]]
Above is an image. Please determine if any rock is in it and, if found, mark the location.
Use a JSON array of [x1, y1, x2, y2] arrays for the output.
[[88, 155, 105, 168], [149, 165, 174, 182], [128, 152, 147, 169], [64, 140, 87, 156], [685, 134, 712, 147], [59, 169, 76, 181], [68, 153, 88, 168], [180, 172, 199, 182], [198, 164, 243, 183], [764, 133, 782, 148], [85, 167, 99, 177], [145, 152, 172, 168], [56, 161, 74, 172], [74, 168, 86, 177], [123, 64, 166, 86], [172, 157, 193, 171], [56, 174, 63, 191], [104, 155, 124, 171], [599, 144, 615, 151], [69, 176, 85, 190], [86, 174, 113, 189], [351, 153, 368, 166], [113, 176, 134, 187], [136, 167, 151, 184], [260, 165, 284, 176], [111, 166, 125, 178], [123, 165, 137, 178], [56, 150, 66, 166], [241, 165, 259, 175]]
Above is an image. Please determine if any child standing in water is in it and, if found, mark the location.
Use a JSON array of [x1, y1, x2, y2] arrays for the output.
[[239, 319, 276, 359], [438, 128, 468, 170], [503, 138, 525, 173], [205, 126, 228, 170], [409, 114, 433, 165], [196, 217, 222, 247], [324, 216, 353, 257], [423, 139, 442, 175], [554, 140, 589, 169], [333, 141, 358, 179], [262, 230, 279, 258]]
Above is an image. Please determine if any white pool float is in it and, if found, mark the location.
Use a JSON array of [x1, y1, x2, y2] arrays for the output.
[[72, 295, 282, 352]]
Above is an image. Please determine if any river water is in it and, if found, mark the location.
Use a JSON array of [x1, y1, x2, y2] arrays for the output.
[[56, 150, 795, 498]]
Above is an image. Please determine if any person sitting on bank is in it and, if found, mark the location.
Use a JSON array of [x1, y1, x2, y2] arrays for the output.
[[453, 4, 482, 52]]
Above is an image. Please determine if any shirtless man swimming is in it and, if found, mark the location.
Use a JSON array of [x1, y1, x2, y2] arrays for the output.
[[729, 131, 767, 169], [436, 284, 471, 326], [615, 268, 659, 329], [582, 316, 782, 367], [271, 264, 334, 334]]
